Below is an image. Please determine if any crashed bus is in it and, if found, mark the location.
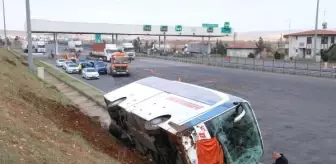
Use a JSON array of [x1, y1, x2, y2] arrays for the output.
[[104, 77, 264, 164]]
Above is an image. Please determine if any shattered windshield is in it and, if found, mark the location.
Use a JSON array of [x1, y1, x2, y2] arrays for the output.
[[204, 102, 263, 164]]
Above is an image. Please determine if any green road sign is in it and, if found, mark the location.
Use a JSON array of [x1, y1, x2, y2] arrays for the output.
[[224, 22, 230, 28], [221, 27, 232, 34], [143, 25, 152, 31], [95, 34, 101, 43], [160, 25, 168, 32], [202, 24, 218, 28], [175, 25, 182, 32], [207, 27, 214, 33]]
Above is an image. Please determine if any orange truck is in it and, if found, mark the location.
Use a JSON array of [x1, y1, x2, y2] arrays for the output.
[[110, 51, 130, 76], [61, 52, 79, 63]]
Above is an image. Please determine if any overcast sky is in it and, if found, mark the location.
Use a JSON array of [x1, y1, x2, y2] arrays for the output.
[[0, 0, 335, 32]]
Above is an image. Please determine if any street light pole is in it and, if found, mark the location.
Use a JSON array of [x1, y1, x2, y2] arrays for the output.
[[25, 0, 34, 71], [313, 0, 320, 60], [2, 0, 8, 49]]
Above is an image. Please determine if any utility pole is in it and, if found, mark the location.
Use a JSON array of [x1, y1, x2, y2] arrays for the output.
[[25, 0, 34, 71], [2, 0, 8, 49], [288, 19, 291, 34], [313, 0, 320, 60]]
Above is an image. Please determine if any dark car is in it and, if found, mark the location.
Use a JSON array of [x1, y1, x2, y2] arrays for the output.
[[77, 58, 87, 64], [79, 62, 94, 74], [90, 60, 107, 74]]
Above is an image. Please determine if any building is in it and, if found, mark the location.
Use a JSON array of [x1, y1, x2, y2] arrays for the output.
[[226, 42, 257, 58], [284, 30, 336, 59]]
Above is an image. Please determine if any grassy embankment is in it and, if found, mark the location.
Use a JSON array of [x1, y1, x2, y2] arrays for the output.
[[0, 49, 146, 164]]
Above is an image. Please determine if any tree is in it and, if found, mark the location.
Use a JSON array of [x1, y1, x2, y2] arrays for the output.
[[216, 40, 227, 56], [256, 37, 265, 54], [132, 39, 139, 52], [265, 43, 273, 53], [144, 41, 149, 50]]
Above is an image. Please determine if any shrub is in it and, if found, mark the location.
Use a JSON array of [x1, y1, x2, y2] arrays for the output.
[[274, 51, 281, 59], [248, 53, 255, 58]]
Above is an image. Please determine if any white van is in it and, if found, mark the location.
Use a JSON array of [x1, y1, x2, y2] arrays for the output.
[[32, 41, 46, 53], [121, 42, 136, 60]]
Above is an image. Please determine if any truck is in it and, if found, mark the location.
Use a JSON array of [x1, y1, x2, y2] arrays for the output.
[[68, 40, 83, 52], [90, 43, 120, 62], [22, 40, 46, 53], [110, 51, 130, 76], [121, 42, 136, 60], [183, 42, 210, 55], [104, 76, 264, 164]]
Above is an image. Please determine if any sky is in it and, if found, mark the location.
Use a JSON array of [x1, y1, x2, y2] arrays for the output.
[[0, 0, 335, 32]]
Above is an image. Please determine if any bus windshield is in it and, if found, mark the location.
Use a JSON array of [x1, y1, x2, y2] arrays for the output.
[[204, 102, 263, 164]]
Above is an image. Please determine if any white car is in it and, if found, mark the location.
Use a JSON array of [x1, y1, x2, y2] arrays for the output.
[[82, 68, 99, 80], [56, 59, 66, 67], [65, 63, 79, 74], [62, 61, 74, 70]]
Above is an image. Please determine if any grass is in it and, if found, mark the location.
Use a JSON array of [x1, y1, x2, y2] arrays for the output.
[[0, 48, 146, 164], [34, 60, 106, 107]]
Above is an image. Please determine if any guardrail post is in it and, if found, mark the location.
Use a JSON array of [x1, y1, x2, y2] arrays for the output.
[[262, 59, 264, 71], [228, 56, 231, 67], [236, 57, 238, 68], [283, 59, 285, 74], [244, 58, 247, 69], [253, 58, 255, 70], [208, 55, 210, 65], [319, 61, 322, 77], [306, 63, 309, 76], [221, 56, 223, 67], [294, 60, 297, 75], [272, 59, 274, 72]]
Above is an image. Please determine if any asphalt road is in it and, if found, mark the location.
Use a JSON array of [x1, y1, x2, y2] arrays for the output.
[[38, 47, 336, 164]]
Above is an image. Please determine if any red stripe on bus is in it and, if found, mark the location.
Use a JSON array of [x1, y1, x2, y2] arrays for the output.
[[166, 97, 203, 110]]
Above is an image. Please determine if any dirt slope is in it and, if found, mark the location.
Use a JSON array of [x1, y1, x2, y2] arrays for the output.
[[0, 49, 147, 164]]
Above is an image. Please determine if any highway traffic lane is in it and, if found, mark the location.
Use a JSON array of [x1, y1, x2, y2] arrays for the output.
[[42, 57, 336, 164], [40, 58, 190, 92]]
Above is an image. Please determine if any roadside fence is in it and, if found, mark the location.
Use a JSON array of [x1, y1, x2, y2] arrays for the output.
[[140, 54, 336, 78]]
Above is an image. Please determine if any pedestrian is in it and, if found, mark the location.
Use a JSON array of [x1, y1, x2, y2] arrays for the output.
[[272, 152, 288, 164]]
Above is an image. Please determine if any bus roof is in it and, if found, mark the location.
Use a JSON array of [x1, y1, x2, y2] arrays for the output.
[[104, 76, 245, 134]]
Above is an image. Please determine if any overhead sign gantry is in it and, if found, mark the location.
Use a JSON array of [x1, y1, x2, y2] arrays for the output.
[[26, 19, 233, 54]]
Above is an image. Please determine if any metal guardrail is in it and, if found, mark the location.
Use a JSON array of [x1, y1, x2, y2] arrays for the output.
[[141, 54, 336, 78]]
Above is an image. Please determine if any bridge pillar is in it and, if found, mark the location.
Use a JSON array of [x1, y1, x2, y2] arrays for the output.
[[112, 34, 114, 44], [207, 37, 211, 55], [53, 33, 58, 55], [163, 34, 166, 53], [115, 35, 118, 44]]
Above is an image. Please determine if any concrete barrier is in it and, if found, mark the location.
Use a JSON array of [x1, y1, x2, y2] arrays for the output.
[[37, 67, 44, 79]]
